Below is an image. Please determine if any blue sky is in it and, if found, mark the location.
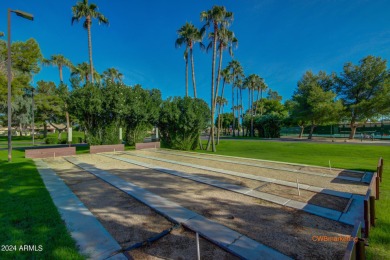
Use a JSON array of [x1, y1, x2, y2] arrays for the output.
[[1, 0, 390, 112]]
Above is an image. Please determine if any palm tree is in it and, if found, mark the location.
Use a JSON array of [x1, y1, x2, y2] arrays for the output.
[[216, 96, 228, 143], [102, 67, 123, 83], [175, 22, 204, 97], [71, 62, 100, 83], [42, 54, 74, 139], [217, 67, 231, 143], [254, 80, 267, 116], [201, 5, 233, 152], [42, 54, 73, 83], [71, 0, 108, 83], [244, 74, 262, 137], [226, 60, 243, 137]]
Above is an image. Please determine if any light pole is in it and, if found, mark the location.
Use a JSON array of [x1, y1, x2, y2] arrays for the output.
[[31, 87, 35, 146], [7, 9, 34, 162]]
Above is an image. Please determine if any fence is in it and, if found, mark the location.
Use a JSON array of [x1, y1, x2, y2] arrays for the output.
[[344, 157, 383, 259]]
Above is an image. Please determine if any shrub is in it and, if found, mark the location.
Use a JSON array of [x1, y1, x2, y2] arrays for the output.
[[158, 97, 210, 150], [45, 137, 58, 144]]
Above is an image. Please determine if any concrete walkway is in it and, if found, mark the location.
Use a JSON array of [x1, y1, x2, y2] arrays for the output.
[[34, 159, 127, 260], [65, 156, 291, 260], [154, 149, 365, 182], [102, 153, 362, 226], [123, 152, 354, 199]]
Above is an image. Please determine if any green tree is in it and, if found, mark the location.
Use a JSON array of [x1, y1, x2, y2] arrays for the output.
[[201, 5, 233, 152], [215, 96, 228, 144], [123, 85, 162, 145], [244, 74, 262, 137], [42, 54, 74, 139], [226, 60, 244, 137], [72, 0, 109, 83], [102, 68, 123, 83], [35, 80, 63, 137], [216, 67, 231, 143], [158, 97, 210, 150], [42, 54, 73, 83], [71, 62, 100, 84], [175, 22, 204, 97], [292, 71, 343, 139], [336, 55, 390, 139]]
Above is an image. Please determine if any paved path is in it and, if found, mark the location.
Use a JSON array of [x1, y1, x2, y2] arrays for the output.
[[65, 156, 291, 260], [155, 149, 367, 182], [103, 153, 362, 226], [34, 159, 126, 260]]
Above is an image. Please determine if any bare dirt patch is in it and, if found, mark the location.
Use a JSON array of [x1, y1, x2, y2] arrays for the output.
[[44, 158, 236, 260], [156, 149, 365, 178], [76, 154, 354, 259], [137, 150, 368, 195], [119, 152, 349, 211]]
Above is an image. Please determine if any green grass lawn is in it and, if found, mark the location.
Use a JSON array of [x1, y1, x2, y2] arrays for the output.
[[197, 140, 390, 259], [0, 150, 84, 259]]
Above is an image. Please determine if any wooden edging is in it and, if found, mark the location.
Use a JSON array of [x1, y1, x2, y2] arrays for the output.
[[25, 147, 76, 159], [135, 142, 160, 150], [89, 144, 124, 154], [343, 221, 365, 260], [363, 171, 379, 237]]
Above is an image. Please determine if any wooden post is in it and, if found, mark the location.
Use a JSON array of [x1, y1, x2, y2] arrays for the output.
[[364, 199, 369, 238], [369, 196, 375, 227], [356, 238, 366, 260], [376, 176, 380, 200]]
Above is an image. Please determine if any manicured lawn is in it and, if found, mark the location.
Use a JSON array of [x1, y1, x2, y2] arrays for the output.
[[0, 150, 84, 259], [197, 140, 390, 259]]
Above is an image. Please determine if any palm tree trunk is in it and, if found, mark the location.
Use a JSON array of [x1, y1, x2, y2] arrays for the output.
[[190, 48, 197, 98], [260, 88, 263, 115], [239, 86, 243, 135], [87, 16, 94, 83], [236, 86, 240, 136], [232, 83, 235, 137], [254, 88, 260, 116], [185, 53, 189, 97], [206, 23, 218, 152], [251, 88, 254, 137], [59, 65, 63, 83], [214, 46, 223, 107], [217, 80, 226, 144]]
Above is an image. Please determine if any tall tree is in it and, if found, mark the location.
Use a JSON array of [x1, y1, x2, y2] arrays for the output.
[[217, 67, 231, 144], [244, 74, 262, 137], [42, 54, 73, 83], [35, 80, 63, 137], [226, 60, 243, 137], [201, 5, 233, 152], [71, 62, 100, 83], [42, 54, 74, 137], [336, 55, 390, 139], [102, 67, 123, 83], [175, 22, 204, 97], [71, 0, 108, 83], [292, 70, 343, 139]]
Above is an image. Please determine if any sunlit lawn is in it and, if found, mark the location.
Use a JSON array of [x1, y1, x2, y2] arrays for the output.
[[197, 140, 390, 259], [0, 150, 84, 259]]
